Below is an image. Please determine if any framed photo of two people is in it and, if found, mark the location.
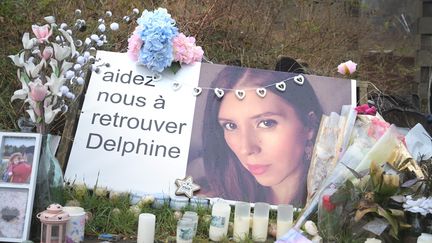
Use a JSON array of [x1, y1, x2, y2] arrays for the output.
[[65, 51, 355, 207], [0, 132, 42, 242]]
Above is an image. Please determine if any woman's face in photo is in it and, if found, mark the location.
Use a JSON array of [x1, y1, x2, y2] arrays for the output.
[[218, 89, 312, 187], [11, 155, 22, 165]]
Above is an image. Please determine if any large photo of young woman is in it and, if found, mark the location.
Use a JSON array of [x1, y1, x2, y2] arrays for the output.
[[186, 63, 355, 206]]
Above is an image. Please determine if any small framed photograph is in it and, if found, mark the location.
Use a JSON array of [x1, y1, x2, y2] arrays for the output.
[[0, 132, 42, 242]]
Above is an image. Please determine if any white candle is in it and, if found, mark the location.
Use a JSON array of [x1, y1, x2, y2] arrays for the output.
[[277, 204, 293, 239], [252, 202, 270, 242], [252, 216, 269, 242], [417, 233, 432, 243], [233, 216, 250, 242], [276, 219, 293, 239], [137, 213, 155, 243], [233, 202, 250, 242], [209, 201, 231, 241]]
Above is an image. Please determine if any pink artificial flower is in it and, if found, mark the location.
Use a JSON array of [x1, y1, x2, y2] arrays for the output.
[[41, 46, 54, 60], [28, 80, 48, 102], [32, 24, 52, 43], [127, 33, 143, 61], [337, 60, 357, 75], [172, 33, 203, 64], [355, 104, 376, 115], [367, 117, 390, 141]]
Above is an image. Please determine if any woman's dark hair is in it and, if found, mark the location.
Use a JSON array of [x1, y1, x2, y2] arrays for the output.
[[201, 65, 322, 204]]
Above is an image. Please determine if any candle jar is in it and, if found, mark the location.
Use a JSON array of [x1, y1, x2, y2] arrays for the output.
[[177, 218, 194, 243], [252, 202, 270, 242], [209, 201, 231, 241], [63, 206, 88, 243], [417, 233, 432, 243], [137, 213, 156, 243], [183, 211, 199, 237], [170, 195, 189, 210], [190, 197, 209, 209], [233, 202, 251, 242], [152, 193, 170, 208], [276, 204, 294, 239]]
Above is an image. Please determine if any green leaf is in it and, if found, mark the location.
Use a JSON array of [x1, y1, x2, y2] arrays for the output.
[[169, 61, 181, 74], [21, 70, 30, 83], [377, 206, 399, 239]]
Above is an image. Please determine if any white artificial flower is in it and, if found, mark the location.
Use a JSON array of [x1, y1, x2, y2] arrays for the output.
[[76, 77, 84, 85], [110, 22, 119, 31], [403, 196, 432, 216], [73, 64, 81, 71], [60, 23, 68, 29], [58, 29, 76, 58], [304, 220, 319, 236], [44, 103, 62, 124], [106, 11, 112, 17], [44, 16, 56, 24], [52, 42, 71, 61], [98, 24, 106, 32], [65, 70, 75, 79], [22, 32, 35, 49], [46, 73, 67, 96], [59, 85, 69, 95], [8, 52, 26, 67], [133, 8, 139, 14], [11, 71, 29, 101], [98, 18, 104, 24], [24, 59, 45, 78], [90, 34, 99, 41], [76, 56, 85, 65], [84, 37, 91, 45], [66, 92, 75, 99]]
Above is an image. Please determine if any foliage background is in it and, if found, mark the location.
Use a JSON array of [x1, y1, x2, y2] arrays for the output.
[[0, 0, 419, 132]]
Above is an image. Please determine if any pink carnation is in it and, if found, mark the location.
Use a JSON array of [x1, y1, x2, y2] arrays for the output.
[[172, 33, 203, 64], [127, 32, 143, 62]]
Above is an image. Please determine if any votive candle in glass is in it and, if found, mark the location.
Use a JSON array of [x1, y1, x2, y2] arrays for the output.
[[252, 202, 270, 242], [152, 193, 170, 208], [137, 213, 155, 243], [183, 211, 199, 236], [177, 218, 194, 243], [209, 201, 231, 241], [276, 204, 294, 239], [170, 195, 189, 210], [233, 202, 251, 242]]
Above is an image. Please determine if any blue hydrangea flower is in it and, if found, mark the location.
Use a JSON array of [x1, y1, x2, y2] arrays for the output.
[[136, 8, 178, 72]]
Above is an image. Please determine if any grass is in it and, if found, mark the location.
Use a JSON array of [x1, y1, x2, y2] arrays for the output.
[[62, 183, 280, 242]]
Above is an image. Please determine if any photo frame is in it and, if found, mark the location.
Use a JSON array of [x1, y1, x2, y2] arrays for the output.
[[0, 132, 42, 242]]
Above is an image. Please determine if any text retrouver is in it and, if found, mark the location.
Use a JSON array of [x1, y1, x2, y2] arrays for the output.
[[90, 112, 187, 134]]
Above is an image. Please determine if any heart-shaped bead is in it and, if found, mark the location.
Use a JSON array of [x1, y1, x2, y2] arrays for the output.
[[256, 88, 267, 98], [172, 82, 182, 91], [235, 90, 246, 100], [275, 81, 286, 91], [192, 87, 202, 96], [214, 88, 224, 98], [294, 75, 304, 85]]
